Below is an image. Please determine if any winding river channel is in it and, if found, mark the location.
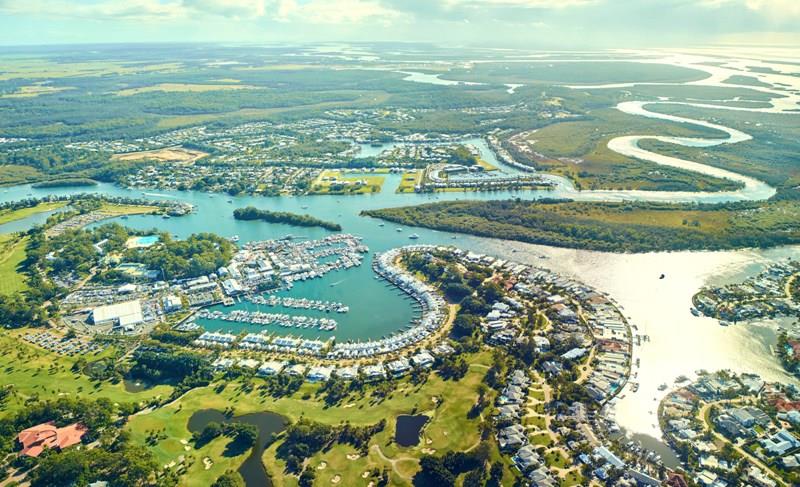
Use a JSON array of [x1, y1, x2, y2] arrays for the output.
[[1, 51, 798, 447]]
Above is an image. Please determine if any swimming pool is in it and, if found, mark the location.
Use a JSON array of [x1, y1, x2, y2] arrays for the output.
[[126, 235, 160, 248]]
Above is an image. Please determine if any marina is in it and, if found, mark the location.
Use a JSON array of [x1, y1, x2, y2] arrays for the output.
[[0, 99, 797, 444], [196, 309, 339, 331]]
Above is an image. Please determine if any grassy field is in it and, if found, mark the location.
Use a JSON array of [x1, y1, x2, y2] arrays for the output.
[[111, 146, 208, 164], [0, 58, 183, 81], [0, 201, 67, 225], [0, 234, 28, 295], [1, 84, 74, 98], [0, 202, 71, 294], [0, 329, 172, 419], [127, 351, 503, 486], [97, 203, 164, 216], [475, 157, 499, 172], [309, 170, 385, 195], [116, 83, 262, 96], [0, 165, 42, 186], [396, 171, 422, 193]]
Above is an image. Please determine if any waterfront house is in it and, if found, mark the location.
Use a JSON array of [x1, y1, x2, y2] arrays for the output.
[[628, 469, 660, 486], [593, 445, 625, 469]]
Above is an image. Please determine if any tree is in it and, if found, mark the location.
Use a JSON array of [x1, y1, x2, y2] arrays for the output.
[[226, 423, 258, 448], [195, 422, 223, 446], [487, 461, 504, 487], [298, 468, 316, 487], [416, 456, 455, 485], [212, 471, 244, 487], [443, 282, 472, 303]]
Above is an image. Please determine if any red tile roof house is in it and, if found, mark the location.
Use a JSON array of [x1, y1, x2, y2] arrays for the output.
[[17, 422, 88, 457]]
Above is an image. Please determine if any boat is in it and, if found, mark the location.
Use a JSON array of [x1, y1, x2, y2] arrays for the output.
[[229, 235, 240, 242], [162, 214, 171, 219], [409, 233, 419, 240], [378, 223, 385, 227], [396, 228, 403, 232]]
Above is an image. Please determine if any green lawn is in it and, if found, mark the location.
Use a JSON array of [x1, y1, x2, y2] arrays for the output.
[[529, 389, 546, 401], [531, 432, 554, 447], [396, 171, 421, 193], [309, 170, 385, 195], [0, 201, 67, 225], [524, 414, 547, 430], [0, 234, 28, 295], [560, 469, 585, 486], [128, 351, 494, 486], [545, 450, 570, 469], [0, 330, 172, 419]]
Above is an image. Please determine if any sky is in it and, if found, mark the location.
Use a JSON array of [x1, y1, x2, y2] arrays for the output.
[[0, 0, 798, 47]]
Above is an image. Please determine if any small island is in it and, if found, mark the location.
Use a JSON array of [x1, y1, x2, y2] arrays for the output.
[[233, 206, 342, 231], [31, 178, 99, 188]]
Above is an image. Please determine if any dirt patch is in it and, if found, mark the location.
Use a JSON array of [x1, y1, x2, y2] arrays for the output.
[[112, 146, 208, 165]]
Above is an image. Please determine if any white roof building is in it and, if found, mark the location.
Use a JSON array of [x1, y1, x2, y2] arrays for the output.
[[257, 360, 287, 376], [91, 300, 144, 327], [307, 366, 333, 382]]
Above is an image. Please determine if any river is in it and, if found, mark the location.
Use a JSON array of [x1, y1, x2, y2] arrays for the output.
[[0, 49, 797, 446]]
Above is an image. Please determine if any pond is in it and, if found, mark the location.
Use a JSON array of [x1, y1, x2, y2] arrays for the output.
[[188, 409, 287, 487], [395, 414, 429, 447]]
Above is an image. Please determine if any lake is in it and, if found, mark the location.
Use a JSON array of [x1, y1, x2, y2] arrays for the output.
[[395, 414, 429, 447], [187, 409, 287, 487]]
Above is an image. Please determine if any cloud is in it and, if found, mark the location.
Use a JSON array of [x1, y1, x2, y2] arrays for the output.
[[0, 0, 405, 23], [274, 0, 405, 24], [701, 0, 800, 18], [183, 0, 267, 18], [0, 0, 186, 20], [444, 0, 597, 7]]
